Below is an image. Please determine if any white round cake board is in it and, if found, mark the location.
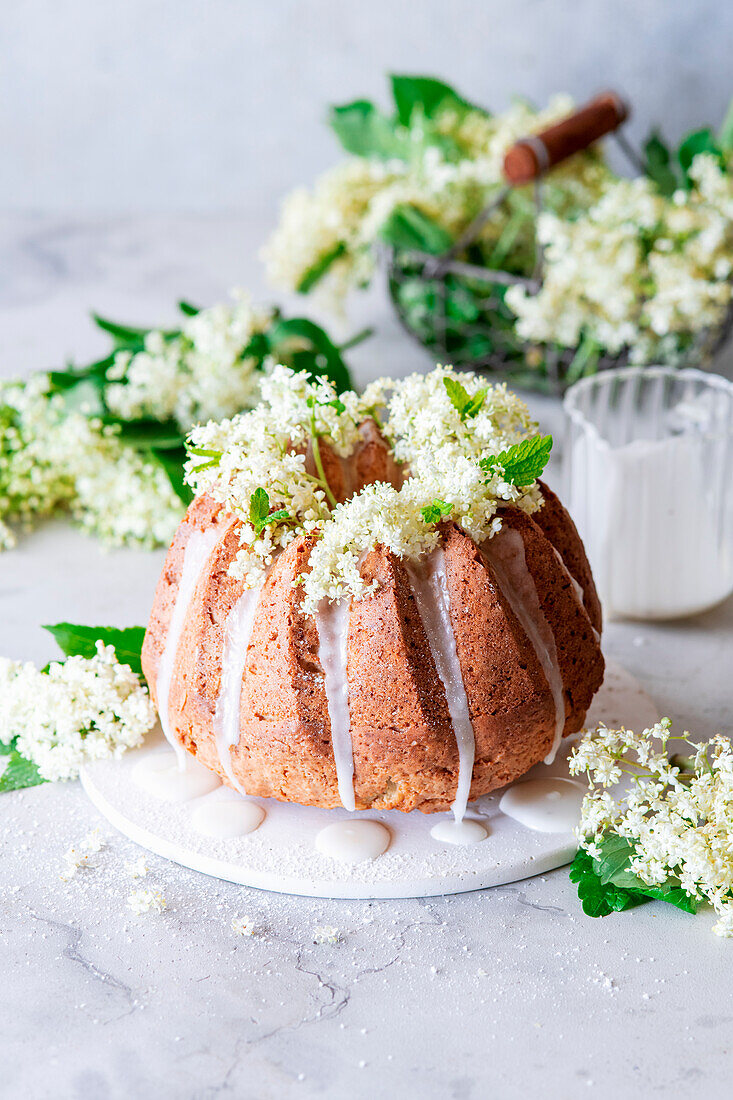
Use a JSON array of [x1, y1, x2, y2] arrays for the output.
[[80, 660, 658, 900]]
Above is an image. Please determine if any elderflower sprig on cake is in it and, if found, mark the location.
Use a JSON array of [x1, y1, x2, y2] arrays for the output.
[[0, 624, 154, 787], [569, 719, 733, 937], [1, 292, 358, 551], [186, 364, 550, 611]]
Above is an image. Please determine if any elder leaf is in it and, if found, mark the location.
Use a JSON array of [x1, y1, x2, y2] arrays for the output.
[[0, 749, 46, 792], [43, 623, 147, 679]]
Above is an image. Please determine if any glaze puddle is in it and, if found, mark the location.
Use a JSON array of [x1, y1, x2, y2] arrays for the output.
[[214, 580, 265, 792], [499, 777, 586, 833], [407, 548, 476, 825], [430, 818, 488, 846], [483, 526, 566, 764], [314, 598, 356, 812], [156, 525, 222, 764], [191, 797, 265, 838], [315, 820, 390, 863], [134, 751, 221, 803]]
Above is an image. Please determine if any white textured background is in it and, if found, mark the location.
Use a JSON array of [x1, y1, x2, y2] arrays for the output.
[[2, 0, 732, 214]]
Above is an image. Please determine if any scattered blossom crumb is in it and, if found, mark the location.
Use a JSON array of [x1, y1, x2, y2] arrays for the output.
[[313, 925, 340, 944], [60, 831, 107, 881], [127, 888, 167, 915], [231, 915, 256, 937], [124, 856, 149, 879]]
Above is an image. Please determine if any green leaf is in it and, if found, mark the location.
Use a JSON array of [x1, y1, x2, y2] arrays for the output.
[[380, 204, 453, 255], [595, 834, 698, 914], [328, 99, 407, 160], [177, 300, 201, 317], [249, 488, 289, 534], [643, 130, 680, 197], [91, 314, 150, 349], [678, 128, 724, 187], [719, 96, 733, 153], [269, 317, 352, 393], [569, 848, 649, 918], [150, 445, 193, 505], [43, 623, 147, 679], [420, 499, 453, 525], [296, 242, 347, 294], [480, 434, 553, 486], [107, 419, 184, 450], [0, 749, 46, 792], [390, 74, 480, 126], [443, 376, 487, 421]]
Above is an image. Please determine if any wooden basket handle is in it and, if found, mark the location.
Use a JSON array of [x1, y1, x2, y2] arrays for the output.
[[503, 92, 629, 185]]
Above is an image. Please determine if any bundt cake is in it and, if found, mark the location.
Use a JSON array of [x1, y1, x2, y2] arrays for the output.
[[142, 365, 604, 818]]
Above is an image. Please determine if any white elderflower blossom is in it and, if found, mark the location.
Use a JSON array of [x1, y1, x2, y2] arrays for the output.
[[0, 375, 182, 551], [60, 831, 106, 881], [105, 291, 273, 431], [313, 925, 340, 944], [263, 94, 611, 310], [125, 856, 149, 879], [186, 365, 543, 610], [231, 915, 256, 937], [128, 887, 167, 915], [0, 643, 156, 782], [571, 719, 733, 937]]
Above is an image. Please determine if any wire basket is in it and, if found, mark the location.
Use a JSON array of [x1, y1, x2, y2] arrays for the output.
[[386, 93, 733, 395]]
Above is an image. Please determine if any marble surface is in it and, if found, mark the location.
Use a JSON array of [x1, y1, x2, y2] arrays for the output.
[[2, 214, 733, 1100]]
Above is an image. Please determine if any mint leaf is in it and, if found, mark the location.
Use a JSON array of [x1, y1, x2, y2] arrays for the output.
[[420, 499, 452, 525], [0, 749, 45, 792], [249, 488, 289, 535], [442, 376, 487, 421], [43, 623, 147, 679], [480, 434, 553, 486]]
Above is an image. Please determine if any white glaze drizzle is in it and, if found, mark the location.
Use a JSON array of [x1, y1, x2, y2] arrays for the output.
[[499, 777, 586, 833], [483, 525, 566, 765], [550, 546, 601, 644], [406, 548, 476, 824], [315, 598, 356, 812], [213, 579, 266, 792], [430, 817, 488, 846], [156, 525, 222, 766], [315, 819, 390, 863], [191, 797, 265, 838], [133, 749, 221, 802]]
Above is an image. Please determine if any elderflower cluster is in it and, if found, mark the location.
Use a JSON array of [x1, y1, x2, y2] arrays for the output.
[[0, 376, 182, 551], [105, 290, 274, 431], [571, 719, 733, 937], [506, 154, 733, 362], [0, 643, 156, 782], [263, 94, 609, 309], [186, 364, 543, 610]]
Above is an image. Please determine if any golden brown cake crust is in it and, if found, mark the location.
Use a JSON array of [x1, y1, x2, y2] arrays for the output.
[[142, 479, 605, 813]]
